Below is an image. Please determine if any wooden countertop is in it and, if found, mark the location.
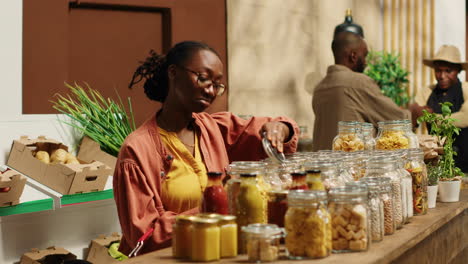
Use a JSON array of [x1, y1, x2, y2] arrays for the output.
[[126, 190, 468, 264]]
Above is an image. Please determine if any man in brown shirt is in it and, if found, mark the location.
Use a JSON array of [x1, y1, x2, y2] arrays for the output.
[[312, 32, 411, 150]]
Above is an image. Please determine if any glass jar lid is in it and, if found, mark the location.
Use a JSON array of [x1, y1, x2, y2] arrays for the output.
[[191, 216, 219, 227], [242, 223, 283, 238], [262, 133, 286, 163]]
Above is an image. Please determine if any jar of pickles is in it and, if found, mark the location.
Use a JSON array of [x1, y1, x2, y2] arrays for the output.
[[191, 217, 220, 262], [172, 215, 195, 259], [375, 121, 410, 150], [406, 148, 428, 215], [329, 186, 369, 252], [236, 173, 267, 228], [285, 190, 332, 259], [332, 121, 365, 152], [359, 178, 384, 242], [360, 122, 376, 150], [243, 224, 283, 262], [267, 190, 289, 227]]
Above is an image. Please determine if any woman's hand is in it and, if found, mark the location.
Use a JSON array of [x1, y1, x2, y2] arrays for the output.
[[260, 122, 290, 153]]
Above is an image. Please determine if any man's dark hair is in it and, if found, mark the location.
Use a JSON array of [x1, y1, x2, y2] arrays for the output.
[[331, 31, 364, 61], [129, 41, 219, 102]]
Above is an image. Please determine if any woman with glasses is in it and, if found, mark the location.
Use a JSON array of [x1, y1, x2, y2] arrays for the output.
[[114, 41, 299, 255]]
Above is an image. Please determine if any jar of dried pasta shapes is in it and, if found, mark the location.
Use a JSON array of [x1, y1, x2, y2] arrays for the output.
[[375, 121, 410, 150], [329, 186, 369, 252], [285, 190, 332, 259], [332, 121, 365, 152], [405, 148, 428, 215]]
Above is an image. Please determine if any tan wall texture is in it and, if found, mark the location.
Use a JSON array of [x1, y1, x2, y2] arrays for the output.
[[227, 0, 382, 136]]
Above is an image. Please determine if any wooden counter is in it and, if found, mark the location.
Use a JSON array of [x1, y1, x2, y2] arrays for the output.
[[126, 190, 468, 264]]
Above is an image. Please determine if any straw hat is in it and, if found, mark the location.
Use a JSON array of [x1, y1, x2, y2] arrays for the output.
[[423, 45, 468, 70]]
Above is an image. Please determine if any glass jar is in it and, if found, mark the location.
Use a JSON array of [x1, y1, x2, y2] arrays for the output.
[[236, 173, 267, 228], [396, 150, 414, 222], [402, 120, 419, 148], [332, 121, 364, 152], [243, 224, 282, 262], [375, 121, 410, 150], [172, 215, 195, 259], [217, 215, 238, 258], [405, 148, 428, 215], [304, 160, 343, 192], [378, 177, 395, 235], [290, 172, 308, 190], [285, 190, 332, 259], [364, 157, 404, 229], [191, 217, 220, 262], [360, 122, 376, 150], [265, 160, 302, 189], [329, 186, 369, 252], [359, 178, 384, 242], [202, 172, 228, 215], [340, 153, 363, 181], [306, 169, 325, 191], [267, 190, 288, 227]]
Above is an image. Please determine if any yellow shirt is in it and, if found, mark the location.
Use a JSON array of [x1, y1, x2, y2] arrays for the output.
[[159, 128, 207, 213]]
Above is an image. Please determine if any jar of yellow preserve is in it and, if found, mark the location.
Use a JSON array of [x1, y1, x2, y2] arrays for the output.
[[172, 215, 195, 259], [191, 217, 220, 262], [218, 215, 238, 258]]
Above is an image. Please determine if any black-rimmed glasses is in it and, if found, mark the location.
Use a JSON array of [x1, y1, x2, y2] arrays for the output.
[[177, 65, 226, 96]]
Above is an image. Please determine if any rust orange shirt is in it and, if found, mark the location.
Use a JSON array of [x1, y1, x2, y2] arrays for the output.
[[113, 112, 299, 255]]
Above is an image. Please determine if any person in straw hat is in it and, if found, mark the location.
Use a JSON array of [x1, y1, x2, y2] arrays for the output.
[[414, 44, 468, 172]]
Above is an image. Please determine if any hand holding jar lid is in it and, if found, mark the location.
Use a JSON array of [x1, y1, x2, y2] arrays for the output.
[[261, 121, 292, 162]]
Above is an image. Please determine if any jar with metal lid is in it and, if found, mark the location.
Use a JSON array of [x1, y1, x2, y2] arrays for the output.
[[332, 121, 364, 152], [191, 217, 220, 262], [401, 120, 419, 148], [267, 190, 288, 227], [360, 122, 376, 150], [285, 190, 332, 259], [359, 178, 385, 242], [243, 224, 283, 262], [329, 186, 369, 252], [197, 213, 238, 258], [375, 121, 410, 150], [202, 172, 228, 215], [405, 148, 428, 215], [304, 160, 343, 191], [172, 215, 195, 259], [364, 157, 404, 228]]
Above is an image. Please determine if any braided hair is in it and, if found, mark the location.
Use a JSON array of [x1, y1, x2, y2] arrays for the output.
[[129, 41, 219, 102]]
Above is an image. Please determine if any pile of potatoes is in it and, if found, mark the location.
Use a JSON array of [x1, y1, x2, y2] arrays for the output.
[[35, 149, 80, 165]]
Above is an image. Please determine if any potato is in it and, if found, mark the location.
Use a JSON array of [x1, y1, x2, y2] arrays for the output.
[[50, 149, 68, 164], [35, 151, 50, 164]]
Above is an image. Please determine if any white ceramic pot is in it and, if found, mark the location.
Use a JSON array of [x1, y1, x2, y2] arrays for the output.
[[427, 185, 438, 208], [438, 180, 461, 202]]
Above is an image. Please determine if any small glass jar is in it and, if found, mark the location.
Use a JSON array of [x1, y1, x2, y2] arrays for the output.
[[306, 169, 325, 191], [378, 177, 395, 235], [191, 217, 220, 262], [405, 148, 428, 215], [290, 172, 309, 190], [172, 215, 195, 259], [267, 190, 289, 227], [202, 172, 228, 215], [360, 122, 376, 150], [402, 120, 419, 148], [375, 121, 410, 150], [304, 160, 343, 192], [243, 224, 282, 262], [332, 121, 364, 152], [340, 153, 363, 181], [359, 178, 384, 242], [329, 186, 369, 252], [265, 160, 302, 189], [285, 190, 332, 259], [218, 215, 238, 258]]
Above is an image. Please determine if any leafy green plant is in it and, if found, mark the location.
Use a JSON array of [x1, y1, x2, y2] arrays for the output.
[[365, 51, 410, 106], [427, 163, 442, 186], [417, 102, 462, 179], [51, 83, 136, 157]]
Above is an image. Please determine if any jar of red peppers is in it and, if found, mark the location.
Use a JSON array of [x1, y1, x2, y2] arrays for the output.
[[267, 190, 288, 227], [202, 172, 228, 215], [290, 172, 308, 190], [405, 148, 428, 215]]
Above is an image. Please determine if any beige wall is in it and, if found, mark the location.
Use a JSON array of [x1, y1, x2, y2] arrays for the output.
[[227, 0, 382, 136]]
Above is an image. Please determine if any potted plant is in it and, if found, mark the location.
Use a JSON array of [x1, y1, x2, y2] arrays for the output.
[[417, 102, 463, 202], [426, 162, 442, 208]]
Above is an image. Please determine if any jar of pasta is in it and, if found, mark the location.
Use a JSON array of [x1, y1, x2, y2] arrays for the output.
[[243, 224, 283, 262], [329, 186, 369, 252], [191, 217, 220, 262], [332, 121, 364, 152], [359, 178, 384, 242], [360, 122, 376, 150], [267, 190, 289, 227], [285, 190, 332, 259], [375, 121, 410, 150], [405, 148, 428, 215], [172, 215, 195, 259]]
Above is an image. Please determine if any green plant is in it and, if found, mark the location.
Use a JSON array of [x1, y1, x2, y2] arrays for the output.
[[51, 83, 136, 157], [365, 51, 410, 106], [417, 102, 462, 179], [427, 163, 442, 186]]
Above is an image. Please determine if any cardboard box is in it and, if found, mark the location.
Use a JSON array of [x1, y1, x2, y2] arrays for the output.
[[77, 136, 117, 175], [20, 246, 77, 264], [0, 168, 27, 207], [7, 136, 112, 195], [87, 233, 122, 264]]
